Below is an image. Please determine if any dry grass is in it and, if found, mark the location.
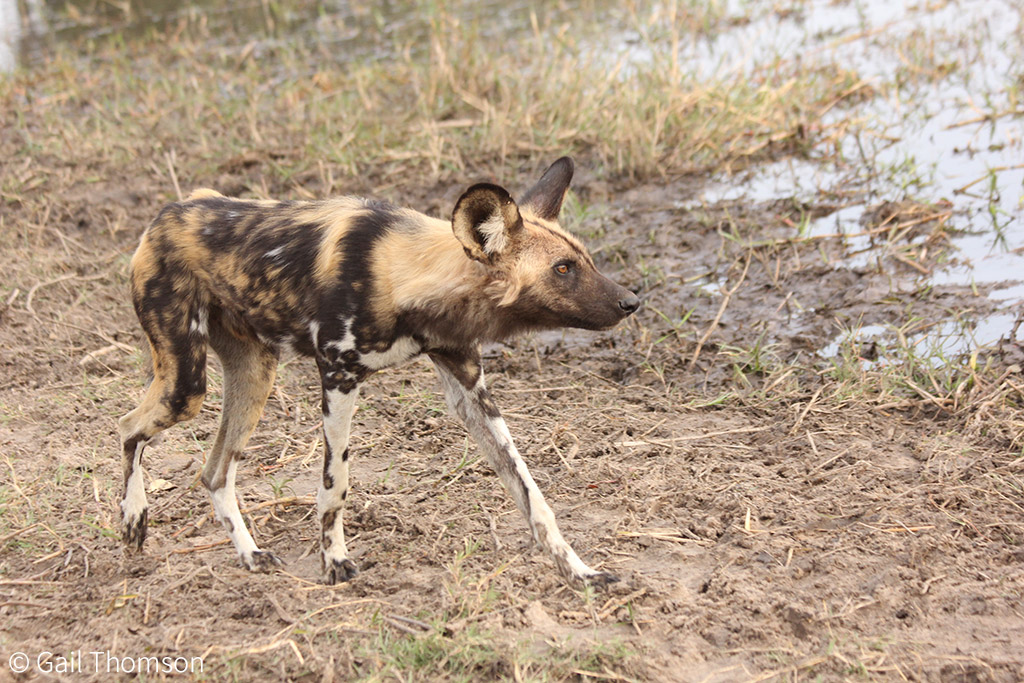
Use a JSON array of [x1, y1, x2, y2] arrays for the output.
[[1, 0, 868, 207]]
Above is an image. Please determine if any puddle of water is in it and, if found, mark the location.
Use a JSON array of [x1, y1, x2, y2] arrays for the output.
[[699, 157, 842, 204], [819, 312, 1020, 373], [2, 0, 617, 73], [4, 0, 409, 71], [817, 323, 890, 362], [685, 0, 1023, 357]]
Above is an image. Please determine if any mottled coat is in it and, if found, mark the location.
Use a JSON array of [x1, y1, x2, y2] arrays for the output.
[[118, 158, 639, 585]]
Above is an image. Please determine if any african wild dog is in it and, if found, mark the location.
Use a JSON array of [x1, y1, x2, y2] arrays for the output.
[[118, 157, 640, 586]]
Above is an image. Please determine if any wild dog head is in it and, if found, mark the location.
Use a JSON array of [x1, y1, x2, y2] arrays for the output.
[[451, 157, 639, 332]]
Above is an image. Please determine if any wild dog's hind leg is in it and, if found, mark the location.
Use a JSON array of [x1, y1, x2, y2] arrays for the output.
[[119, 250, 208, 551], [316, 372, 360, 584], [203, 315, 281, 571], [430, 350, 617, 587]]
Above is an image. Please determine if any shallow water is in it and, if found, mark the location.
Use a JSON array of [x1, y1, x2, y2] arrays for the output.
[[691, 0, 1023, 355], [3, 0, 602, 72], [4, 0, 409, 70]]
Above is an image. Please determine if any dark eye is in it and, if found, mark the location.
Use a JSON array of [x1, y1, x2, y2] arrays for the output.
[[554, 262, 573, 275]]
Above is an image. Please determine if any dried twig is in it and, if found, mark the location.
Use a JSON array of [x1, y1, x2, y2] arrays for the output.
[[240, 496, 315, 514], [0, 522, 41, 546], [165, 149, 183, 201], [689, 254, 751, 369], [168, 539, 232, 555]]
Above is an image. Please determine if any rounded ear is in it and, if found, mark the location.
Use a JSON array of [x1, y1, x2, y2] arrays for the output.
[[451, 183, 523, 263], [520, 156, 574, 221]]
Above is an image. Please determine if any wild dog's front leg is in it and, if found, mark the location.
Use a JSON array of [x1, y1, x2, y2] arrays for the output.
[[430, 350, 617, 587], [317, 384, 360, 584]]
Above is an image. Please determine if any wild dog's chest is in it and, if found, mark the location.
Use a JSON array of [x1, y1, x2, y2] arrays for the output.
[[310, 317, 423, 376]]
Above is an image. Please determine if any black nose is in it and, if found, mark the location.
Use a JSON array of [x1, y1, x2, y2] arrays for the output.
[[618, 293, 640, 314]]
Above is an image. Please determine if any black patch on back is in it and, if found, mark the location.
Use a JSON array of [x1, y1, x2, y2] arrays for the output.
[[193, 198, 260, 250], [186, 198, 325, 345], [315, 202, 400, 376], [331, 203, 398, 309], [240, 214, 320, 288]]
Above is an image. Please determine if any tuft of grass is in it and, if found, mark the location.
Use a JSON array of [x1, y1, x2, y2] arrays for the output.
[[359, 625, 636, 683], [359, 626, 510, 683], [720, 332, 786, 389], [351, 539, 637, 682], [817, 310, 1023, 432]]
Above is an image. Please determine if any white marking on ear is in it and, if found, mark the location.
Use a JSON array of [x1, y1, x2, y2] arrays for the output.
[[265, 246, 286, 261], [478, 211, 508, 255]]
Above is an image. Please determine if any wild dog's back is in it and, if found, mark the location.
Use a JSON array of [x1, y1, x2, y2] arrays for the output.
[[132, 191, 389, 352]]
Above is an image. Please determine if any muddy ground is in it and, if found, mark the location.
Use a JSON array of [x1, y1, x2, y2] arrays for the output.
[[1, 147, 1023, 682]]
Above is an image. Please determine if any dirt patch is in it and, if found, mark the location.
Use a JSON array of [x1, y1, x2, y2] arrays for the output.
[[1, 158, 1022, 681]]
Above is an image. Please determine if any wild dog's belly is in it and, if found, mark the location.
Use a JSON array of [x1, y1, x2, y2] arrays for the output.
[[208, 299, 316, 356], [211, 291, 423, 374]]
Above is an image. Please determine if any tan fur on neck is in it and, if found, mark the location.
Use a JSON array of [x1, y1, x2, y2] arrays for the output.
[[372, 216, 521, 322]]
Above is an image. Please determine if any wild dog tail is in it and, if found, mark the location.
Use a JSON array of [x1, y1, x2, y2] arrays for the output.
[[186, 188, 224, 201]]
